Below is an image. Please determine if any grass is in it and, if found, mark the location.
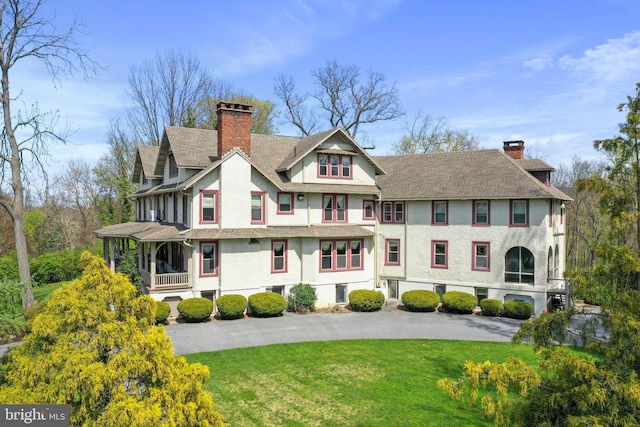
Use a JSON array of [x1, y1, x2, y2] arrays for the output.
[[186, 339, 541, 427]]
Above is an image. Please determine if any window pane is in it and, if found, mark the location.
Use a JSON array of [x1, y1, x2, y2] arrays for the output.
[[342, 156, 351, 177], [319, 154, 328, 175], [513, 201, 526, 224], [330, 155, 339, 176], [336, 196, 346, 221], [475, 201, 488, 223], [202, 193, 215, 221], [324, 196, 333, 221], [321, 242, 333, 270], [435, 202, 446, 223], [336, 284, 347, 303], [395, 203, 404, 222], [364, 202, 374, 219], [384, 203, 392, 222], [336, 241, 347, 269], [351, 241, 361, 268], [202, 244, 215, 274], [252, 194, 263, 221], [279, 194, 291, 212]]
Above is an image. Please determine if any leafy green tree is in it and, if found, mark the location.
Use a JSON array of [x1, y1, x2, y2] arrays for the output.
[[193, 94, 277, 135], [0, 253, 225, 426]]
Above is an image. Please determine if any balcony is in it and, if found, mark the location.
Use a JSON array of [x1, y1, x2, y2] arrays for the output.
[[141, 270, 190, 291]]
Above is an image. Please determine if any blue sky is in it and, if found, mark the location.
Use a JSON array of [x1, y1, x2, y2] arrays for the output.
[[13, 0, 640, 176]]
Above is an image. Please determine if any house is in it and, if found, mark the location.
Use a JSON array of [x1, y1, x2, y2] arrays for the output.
[[94, 103, 572, 317]]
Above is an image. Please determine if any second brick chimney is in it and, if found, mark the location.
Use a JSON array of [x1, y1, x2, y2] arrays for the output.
[[503, 140, 525, 160], [217, 102, 253, 157]]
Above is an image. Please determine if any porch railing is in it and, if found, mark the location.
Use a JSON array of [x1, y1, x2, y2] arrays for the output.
[[140, 270, 190, 290]]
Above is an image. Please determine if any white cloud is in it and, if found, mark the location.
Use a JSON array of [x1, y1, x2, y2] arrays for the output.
[[523, 54, 554, 72]]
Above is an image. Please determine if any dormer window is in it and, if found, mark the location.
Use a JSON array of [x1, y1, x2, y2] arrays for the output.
[[168, 153, 178, 178], [318, 153, 352, 179]]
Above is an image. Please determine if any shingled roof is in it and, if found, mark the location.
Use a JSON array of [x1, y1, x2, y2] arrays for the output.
[[373, 149, 571, 201], [132, 145, 160, 183]]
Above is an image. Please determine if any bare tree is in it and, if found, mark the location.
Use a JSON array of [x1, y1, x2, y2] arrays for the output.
[[393, 112, 479, 154], [274, 60, 404, 141], [0, 0, 96, 310], [126, 50, 214, 145]]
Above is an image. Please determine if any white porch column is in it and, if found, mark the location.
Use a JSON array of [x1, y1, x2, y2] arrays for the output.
[[109, 239, 116, 271], [150, 242, 157, 290]]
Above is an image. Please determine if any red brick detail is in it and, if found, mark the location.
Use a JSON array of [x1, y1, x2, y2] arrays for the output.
[[503, 140, 525, 160], [216, 102, 253, 157]]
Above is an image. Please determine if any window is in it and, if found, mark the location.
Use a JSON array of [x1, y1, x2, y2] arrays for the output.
[[168, 154, 178, 178], [473, 200, 490, 226], [171, 242, 184, 272], [547, 247, 553, 281], [388, 280, 399, 299], [382, 201, 405, 223], [182, 195, 188, 226], [385, 239, 400, 265], [475, 287, 488, 303], [323, 194, 347, 223], [251, 192, 265, 224], [432, 241, 448, 268], [318, 153, 352, 178], [277, 193, 294, 214], [505, 247, 534, 283], [554, 245, 559, 279], [173, 194, 178, 222], [435, 284, 446, 301], [363, 200, 375, 220], [272, 240, 287, 273], [267, 285, 284, 296], [510, 200, 529, 226], [142, 173, 148, 185], [200, 242, 218, 276], [472, 242, 490, 271], [200, 190, 218, 223], [336, 284, 347, 304], [432, 201, 448, 225], [319, 239, 364, 271]]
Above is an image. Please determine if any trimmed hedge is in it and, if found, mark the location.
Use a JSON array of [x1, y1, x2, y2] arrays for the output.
[[401, 290, 440, 312], [248, 292, 287, 317], [441, 291, 478, 314], [287, 283, 317, 313], [155, 301, 171, 324], [480, 298, 502, 317], [503, 300, 534, 319], [177, 298, 213, 323], [217, 294, 248, 320], [348, 289, 385, 312]]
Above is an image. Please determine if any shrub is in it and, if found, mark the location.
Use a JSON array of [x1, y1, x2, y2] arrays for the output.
[[116, 247, 143, 294], [287, 283, 317, 313], [348, 289, 385, 312], [401, 290, 440, 312], [0, 251, 19, 282], [441, 291, 478, 314], [248, 292, 287, 317], [480, 298, 502, 316], [30, 249, 83, 285], [217, 294, 248, 320], [0, 314, 25, 343], [24, 300, 49, 331], [177, 298, 213, 323], [503, 300, 534, 319], [155, 301, 171, 324]]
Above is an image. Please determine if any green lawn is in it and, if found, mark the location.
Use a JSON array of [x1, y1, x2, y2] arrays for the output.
[[186, 339, 541, 427]]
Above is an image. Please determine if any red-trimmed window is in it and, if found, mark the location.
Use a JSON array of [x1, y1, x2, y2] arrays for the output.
[[272, 240, 288, 273], [510, 200, 529, 227], [472, 242, 490, 271], [318, 153, 353, 179], [251, 192, 266, 224], [432, 201, 448, 225], [432, 240, 448, 269], [277, 193, 294, 214], [363, 200, 376, 220], [319, 239, 364, 271], [385, 239, 400, 265], [473, 200, 490, 226], [200, 241, 218, 276], [200, 190, 218, 224], [382, 201, 405, 223], [323, 194, 347, 223]]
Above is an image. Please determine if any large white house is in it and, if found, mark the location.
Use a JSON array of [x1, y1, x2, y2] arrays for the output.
[[94, 102, 572, 316]]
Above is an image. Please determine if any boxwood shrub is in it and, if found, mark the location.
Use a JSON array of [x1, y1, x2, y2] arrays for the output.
[[401, 290, 440, 312], [441, 291, 478, 314], [248, 292, 287, 317], [287, 283, 318, 313], [480, 298, 502, 316], [348, 289, 385, 312], [503, 300, 534, 319], [155, 301, 171, 324], [177, 297, 213, 323], [217, 294, 248, 319]]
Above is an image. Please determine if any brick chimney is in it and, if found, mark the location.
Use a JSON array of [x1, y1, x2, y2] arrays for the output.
[[216, 102, 253, 157], [503, 140, 525, 160]]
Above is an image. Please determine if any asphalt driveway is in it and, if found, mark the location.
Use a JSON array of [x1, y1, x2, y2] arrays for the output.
[[165, 309, 524, 355]]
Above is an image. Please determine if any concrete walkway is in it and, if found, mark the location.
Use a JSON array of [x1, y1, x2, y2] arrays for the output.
[[165, 309, 524, 355]]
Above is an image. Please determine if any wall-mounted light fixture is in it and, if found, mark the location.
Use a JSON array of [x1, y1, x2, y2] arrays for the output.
[[297, 194, 305, 201], [249, 238, 260, 245]]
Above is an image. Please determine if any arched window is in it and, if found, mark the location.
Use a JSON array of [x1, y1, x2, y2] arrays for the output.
[[547, 247, 553, 282], [505, 247, 534, 283], [554, 245, 560, 279]]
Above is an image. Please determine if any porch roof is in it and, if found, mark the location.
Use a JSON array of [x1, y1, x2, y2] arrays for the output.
[[185, 225, 375, 240], [93, 221, 187, 242]]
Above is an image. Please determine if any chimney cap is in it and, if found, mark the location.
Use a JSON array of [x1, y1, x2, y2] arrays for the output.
[[503, 140, 525, 148], [216, 101, 253, 113]]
